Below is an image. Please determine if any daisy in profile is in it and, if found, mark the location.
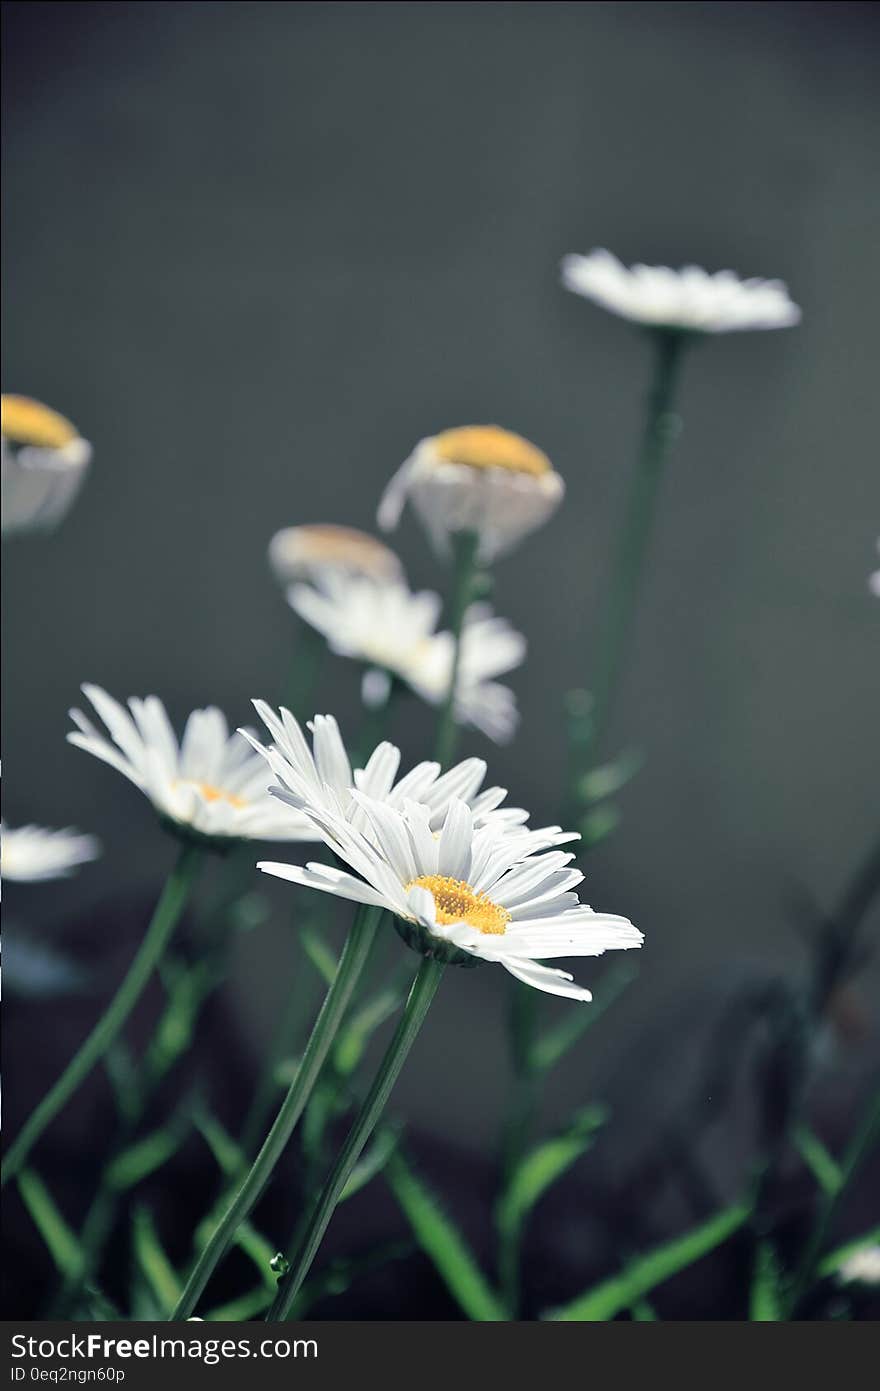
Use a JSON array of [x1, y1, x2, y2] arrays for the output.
[[378, 425, 564, 564], [560, 248, 801, 333], [268, 523, 403, 589], [243, 701, 529, 837], [259, 790, 642, 1000], [1, 823, 100, 883], [288, 573, 525, 742], [67, 684, 313, 846], [2, 395, 93, 536]]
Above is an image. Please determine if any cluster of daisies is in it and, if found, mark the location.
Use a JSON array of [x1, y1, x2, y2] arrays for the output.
[[2, 249, 825, 998]]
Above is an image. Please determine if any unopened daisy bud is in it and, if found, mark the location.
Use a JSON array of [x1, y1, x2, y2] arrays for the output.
[[378, 425, 565, 563], [561, 248, 801, 334], [268, 523, 403, 588], [2, 395, 92, 535]]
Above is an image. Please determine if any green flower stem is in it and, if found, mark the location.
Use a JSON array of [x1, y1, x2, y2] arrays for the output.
[[569, 329, 687, 809], [170, 902, 382, 1320], [282, 620, 324, 721], [434, 529, 480, 768], [2, 842, 202, 1187], [266, 957, 445, 1320], [785, 1087, 880, 1316]]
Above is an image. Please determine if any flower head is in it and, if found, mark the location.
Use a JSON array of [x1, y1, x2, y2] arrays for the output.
[[2, 395, 92, 535], [67, 685, 311, 846], [838, 1245, 880, 1287], [268, 523, 403, 588], [378, 425, 564, 563], [242, 701, 529, 838], [288, 574, 525, 743], [561, 249, 801, 333], [1, 822, 100, 883], [259, 790, 642, 1000]]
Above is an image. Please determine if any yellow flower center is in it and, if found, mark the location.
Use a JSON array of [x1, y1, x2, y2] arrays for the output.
[[407, 874, 510, 935], [432, 426, 551, 478], [290, 525, 396, 568], [179, 780, 248, 809], [1, 395, 79, 450]]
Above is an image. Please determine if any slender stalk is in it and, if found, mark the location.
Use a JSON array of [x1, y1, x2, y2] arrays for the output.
[[785, 1087, 880, 1316], [170, 903, 382, 1320], [569, 329, 687, 808], [434, 529, 480, 768], [282, 620, 324, 721], [266, 957, 444, 1320], [2, 842, 202, 1186]]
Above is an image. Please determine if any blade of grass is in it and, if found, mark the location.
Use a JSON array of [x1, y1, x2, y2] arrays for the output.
[[545, 1201, 751, 1321], [386, 1151, 507, 1322]]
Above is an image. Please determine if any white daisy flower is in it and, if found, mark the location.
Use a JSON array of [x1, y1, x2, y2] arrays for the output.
[[243, 701, 530, 840], [869, 539, 880, 597], [561, 248, 801, 333], [66, 684, 312, 846], [258, 791, 642, 1001], [2, 395, 93, 536], [288, 574, 525, 743], [377, 425, 565, 564], [1, 823, 100, 883], [838, 1245, 880, 1287], [268, 523, 403, 588]]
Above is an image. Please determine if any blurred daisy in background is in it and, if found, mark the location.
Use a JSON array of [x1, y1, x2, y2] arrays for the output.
[[67, 685, 311, 845], [288, 573, 525, 742], [868, 538, 880, 597], [268, 523, 403, 589], [837, 1245, 880, 1287], [259, 791, 642, 1000], [561, 248, 801, 333], [244, 702, 529, 838], [1, 822, 100, 883], [2, 394, 92, 535], [378, 424, 564, 563]]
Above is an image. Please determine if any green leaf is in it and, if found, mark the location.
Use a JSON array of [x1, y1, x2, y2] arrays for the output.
[[545, 1202, 751, 1321], [193, 1114, 279, 1290], [530, 960, 639, 1072], [630, 1298, 659, 1320], [750, 1240, 783, 1320], [497, 1105, 606, 1238], [106, 1124, 186, 1191], [17, 1170, 83, 1279], [333, 984, 406, 1076], [131, 1206, 181, 1312], [579, 749, 643, 805], [340, 1124, 400, 1202], [300, 922, 338, 987], [386, 1153, 507, 1321], [817, 1226, 880, 1279], [579, 804, 621, 849], [794, 1125, 842, 1196], [203, 1286, 274, 1321]]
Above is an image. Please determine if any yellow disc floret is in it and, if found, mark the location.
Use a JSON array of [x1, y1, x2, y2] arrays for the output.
[[178, 780, 248, 809], [1, 395, 79, 450], [431, 425, 551, 478], [407, 873, 510, 936]]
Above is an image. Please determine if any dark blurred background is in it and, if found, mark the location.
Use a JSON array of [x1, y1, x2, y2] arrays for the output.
[[3, 1, 878, 1318]]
